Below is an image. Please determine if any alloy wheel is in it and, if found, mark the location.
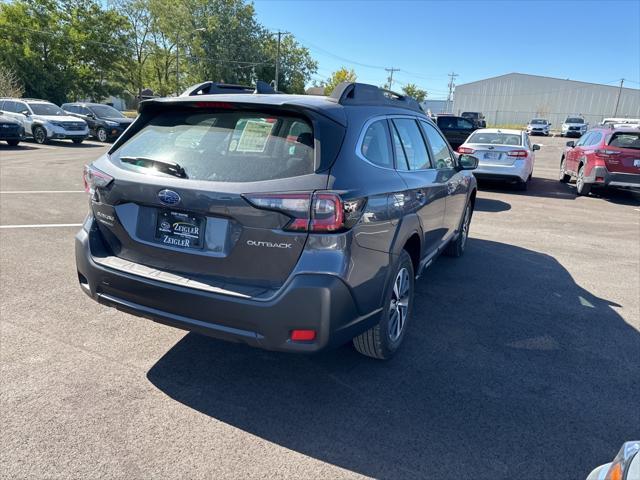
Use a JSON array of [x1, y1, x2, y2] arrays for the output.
[[97, 128, 107, 142], [34, 128, 46, 144], [577, 167, 584, 191], [460, 205, 471, 250], [388, 267, 410, 342]]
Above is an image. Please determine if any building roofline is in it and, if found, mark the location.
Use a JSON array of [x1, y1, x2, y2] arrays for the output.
[[457, 72, 639, 91]]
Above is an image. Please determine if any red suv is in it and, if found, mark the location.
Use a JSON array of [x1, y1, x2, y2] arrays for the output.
[[559, 127, 640, 195]]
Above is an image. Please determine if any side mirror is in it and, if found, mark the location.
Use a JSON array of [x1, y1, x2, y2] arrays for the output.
[[566, 141, 575, 148], [548, 123, 552, 126], [458, 154, 479, 170], [20, 110, 30, 116], [86, 113, 95, 119], [532, 144, 541, 151]]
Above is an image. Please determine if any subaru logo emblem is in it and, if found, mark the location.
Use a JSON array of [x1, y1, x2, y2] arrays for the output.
[[158, 189, 180, 206]]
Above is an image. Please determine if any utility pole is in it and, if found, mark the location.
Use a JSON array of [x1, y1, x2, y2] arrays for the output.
[[385, 67, 400, 90], [613, 78, 624, 116], [446, 72, 458, 113], [274, 30, 289, 91], [176, 33, 180, 96]]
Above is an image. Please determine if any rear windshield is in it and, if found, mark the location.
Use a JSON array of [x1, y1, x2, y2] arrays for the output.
[[111, 110, 314, 182], [608, 132, 640, 149], [566, 117, 584, 124], [467, 132, 521, 146]]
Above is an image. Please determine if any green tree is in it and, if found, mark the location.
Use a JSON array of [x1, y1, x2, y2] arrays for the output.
[[0, 0, 130, 104], [322, 67, 357, 96], [255, 34, 317, 94], [401, 83, 427, 103]]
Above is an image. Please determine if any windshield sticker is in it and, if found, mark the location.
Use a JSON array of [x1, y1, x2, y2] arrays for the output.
[[236, 119, 274, 153]]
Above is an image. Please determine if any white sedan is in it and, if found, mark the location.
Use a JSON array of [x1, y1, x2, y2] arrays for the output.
[[457, 128, 540, 191]]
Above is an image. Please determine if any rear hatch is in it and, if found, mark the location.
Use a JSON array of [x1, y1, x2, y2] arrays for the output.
[[463, 131, 527, 165], [599, 131, 640, 174], [86, 100, 345, 293]]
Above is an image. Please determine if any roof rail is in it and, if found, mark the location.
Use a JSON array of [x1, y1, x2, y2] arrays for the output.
[[330, 82, 423, 112], [180, 80, 280, 97]]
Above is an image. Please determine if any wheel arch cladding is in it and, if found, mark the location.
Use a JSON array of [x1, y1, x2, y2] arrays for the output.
[[403, 233, 421, 275]]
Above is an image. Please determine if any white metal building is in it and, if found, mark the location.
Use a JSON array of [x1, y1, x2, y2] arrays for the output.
[[453, 73, 640, 127]]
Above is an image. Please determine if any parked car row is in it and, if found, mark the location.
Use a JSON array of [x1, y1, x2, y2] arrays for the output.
[[0, 98, 131, 146]]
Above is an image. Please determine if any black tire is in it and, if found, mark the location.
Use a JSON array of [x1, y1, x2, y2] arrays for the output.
[[559, 157, 571, 183], [6, 139, 20, 146], [72, 138, 84, 144], [33, 126, 47, 144], [96, 127, 108, 142], [576, 164, 591, 196], [353, 250, 414, 360], [515, 179, 528, 191], [444, 200, 472, 257]]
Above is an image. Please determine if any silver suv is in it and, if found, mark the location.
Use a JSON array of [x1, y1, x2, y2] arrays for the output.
[[0, 98, 89, 144], [561, 116, 588, 138]]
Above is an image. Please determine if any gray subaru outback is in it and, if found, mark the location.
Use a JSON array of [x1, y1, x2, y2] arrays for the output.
[[75, 82, 478, 359]]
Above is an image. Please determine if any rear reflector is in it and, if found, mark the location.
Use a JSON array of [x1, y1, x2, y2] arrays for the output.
[[290, 330, 316, 341], [457, 146, 474, 154]]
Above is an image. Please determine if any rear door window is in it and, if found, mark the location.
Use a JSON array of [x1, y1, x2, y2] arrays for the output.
[[111, 110, 315, 182], [587, 132, 603, 146], [391, 118, 432, 170]]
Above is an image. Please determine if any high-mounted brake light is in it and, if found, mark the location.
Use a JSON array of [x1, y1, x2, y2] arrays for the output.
[[244, 192, 363, 233], [507, 150, 528, 157], [457, 146, 474, 154], [193, 101, 235, 109], [83, 164, 113, 197]]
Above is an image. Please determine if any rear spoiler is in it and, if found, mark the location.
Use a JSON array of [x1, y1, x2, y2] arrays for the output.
[[180, 80, 279, 97]]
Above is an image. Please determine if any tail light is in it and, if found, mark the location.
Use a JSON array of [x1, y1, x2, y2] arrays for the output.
[[458, 146, 474, 154], [83, 164, 113, 199], [507, 150, 528, 157], [244, 192, 364, 233], [595, 149, 622, 159]]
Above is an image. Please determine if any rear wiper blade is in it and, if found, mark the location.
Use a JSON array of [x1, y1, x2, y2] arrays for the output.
[[120, 156, 188, 179]]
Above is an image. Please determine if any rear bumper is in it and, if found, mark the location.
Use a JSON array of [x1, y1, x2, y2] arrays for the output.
[[473, 160, 529, 183], [0, 130, 23, 140], [75, 224, 380, 353], [585, 166, 640, 189]]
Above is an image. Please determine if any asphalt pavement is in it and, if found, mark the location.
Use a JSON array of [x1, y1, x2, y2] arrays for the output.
[[1, 135, 639, 479]]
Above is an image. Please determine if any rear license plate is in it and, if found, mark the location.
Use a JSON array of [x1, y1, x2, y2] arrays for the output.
[[484, 152, 501, 160], [155, 210, 205, 250]]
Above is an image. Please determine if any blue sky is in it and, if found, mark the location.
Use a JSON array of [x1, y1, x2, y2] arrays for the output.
[[253, 0, 640, 98]]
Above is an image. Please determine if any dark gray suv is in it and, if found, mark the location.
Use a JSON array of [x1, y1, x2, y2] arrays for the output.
[[75, 82, 478, 359]]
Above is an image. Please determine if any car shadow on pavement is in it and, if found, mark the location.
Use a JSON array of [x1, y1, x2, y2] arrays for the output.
[[474, 197, 511, 212], [147, 238, 639, 480], [0, 144, 41, 151], [479, 177, 640, 206]]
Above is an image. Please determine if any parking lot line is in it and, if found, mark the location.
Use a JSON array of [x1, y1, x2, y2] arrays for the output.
[[0, 223, 83, 229], [0, 190, 85, 194]]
